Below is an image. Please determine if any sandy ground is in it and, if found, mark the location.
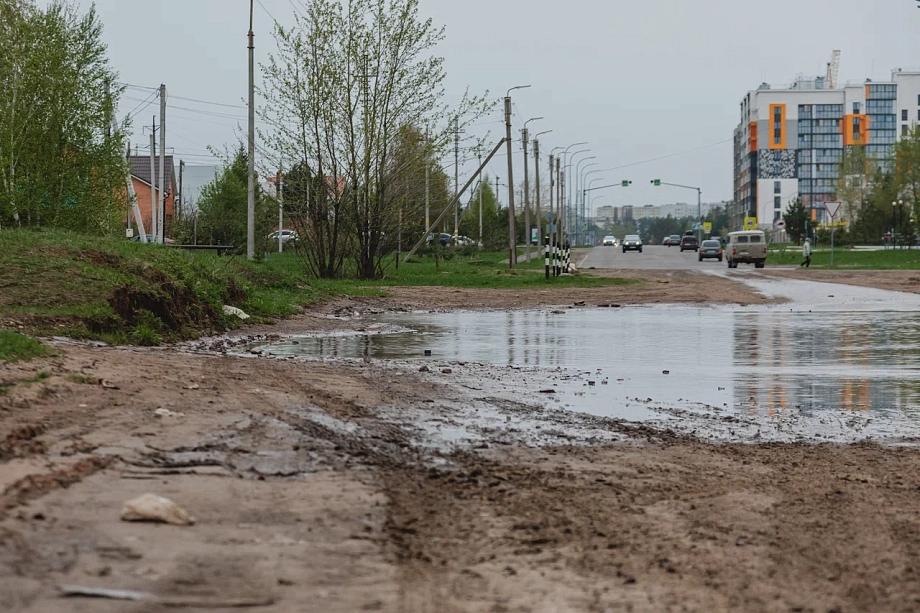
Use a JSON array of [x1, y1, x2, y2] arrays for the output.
[[2, 272, 920, 612], [763, 268, 920, 296]]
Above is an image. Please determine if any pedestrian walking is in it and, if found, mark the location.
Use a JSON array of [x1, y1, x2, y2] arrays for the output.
[[800, 239, 812, 268]]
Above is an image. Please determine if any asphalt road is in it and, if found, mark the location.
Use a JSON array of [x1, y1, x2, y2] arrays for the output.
[[579, 244, 727, 270]]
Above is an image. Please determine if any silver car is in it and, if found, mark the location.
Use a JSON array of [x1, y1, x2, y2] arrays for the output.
[[698, 239, 723, 262]]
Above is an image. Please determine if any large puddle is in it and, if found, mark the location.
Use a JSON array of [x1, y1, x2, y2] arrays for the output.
[[253, 306, 920, 441]]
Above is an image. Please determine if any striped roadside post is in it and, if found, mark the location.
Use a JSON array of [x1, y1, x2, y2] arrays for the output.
[[544, 235, 550, 279]]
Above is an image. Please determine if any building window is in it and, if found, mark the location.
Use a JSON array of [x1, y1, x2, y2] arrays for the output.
[[853, 102, 860, 114], [774, 181, 781, 194], [903, 109, 909, 121], [774, 197, 781, 209], [774, 211, 782, 221]]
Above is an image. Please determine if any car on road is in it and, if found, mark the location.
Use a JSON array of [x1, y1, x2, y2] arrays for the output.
[[725, 230, 767, 269], [602, 235, 618, 247], [679, 235, 699, 252], [698, 239, 723, 262], [622, 235, 643, 253], [664, 234, 682, 247]]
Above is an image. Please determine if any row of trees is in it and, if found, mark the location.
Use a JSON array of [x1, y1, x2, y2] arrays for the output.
[[0, 0, 127, 233]]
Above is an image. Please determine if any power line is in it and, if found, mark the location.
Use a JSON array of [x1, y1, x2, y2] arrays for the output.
[[169, 94, 247, 110], [606, 139, 733, 171]]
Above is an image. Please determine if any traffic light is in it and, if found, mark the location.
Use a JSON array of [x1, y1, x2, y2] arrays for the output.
[[621, 180, 632, 187], [651, 179, 661, 187]]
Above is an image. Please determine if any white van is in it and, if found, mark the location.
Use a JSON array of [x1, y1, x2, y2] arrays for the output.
[[726, 230, 767, 269]]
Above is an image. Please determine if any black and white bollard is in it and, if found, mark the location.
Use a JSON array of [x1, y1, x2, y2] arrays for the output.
[[544, 235, 550, 280], [564, 241, 570, 274]]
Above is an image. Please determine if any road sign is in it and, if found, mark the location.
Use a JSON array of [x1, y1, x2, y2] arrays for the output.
[[544, 212, 556, 223], [692, 223, 702, 231], [651, 179, 661, 186], [774, 219, 786, 230], [824, 201, 842, 219], [744, 217, 757, 230], [703, 222, 713, 233]]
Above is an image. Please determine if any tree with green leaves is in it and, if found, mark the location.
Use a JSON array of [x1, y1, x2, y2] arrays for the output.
[[783, 199, 809, 244], [260, 0, 491, 279], [459, 177, 506, 250], [0, 0, 128, 234], [195, 147, 274, 250], [838, 145, 870, 224]]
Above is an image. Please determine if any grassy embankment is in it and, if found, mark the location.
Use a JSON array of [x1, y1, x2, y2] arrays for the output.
[[0, 229, 632, 350], [768, 247, 920, 269]]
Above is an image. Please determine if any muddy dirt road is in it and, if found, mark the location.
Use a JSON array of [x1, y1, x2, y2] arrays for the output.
[[3, 272, 920, 612]]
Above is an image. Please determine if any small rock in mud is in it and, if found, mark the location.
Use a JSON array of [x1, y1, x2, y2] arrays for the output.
[[419, 365, 430, 372], [662, 370, 670, 375], [551, 310, 565, 315], [441, 368, 453, 374], [539, 389, 556, 394]]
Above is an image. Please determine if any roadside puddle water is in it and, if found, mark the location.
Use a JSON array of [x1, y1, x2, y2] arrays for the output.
[[253, 307, 920, 442]]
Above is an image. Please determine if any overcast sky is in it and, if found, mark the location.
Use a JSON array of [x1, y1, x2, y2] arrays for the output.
[[41, 0, 920, 207]]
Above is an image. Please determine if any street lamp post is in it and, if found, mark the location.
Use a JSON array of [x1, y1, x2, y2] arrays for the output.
[[561, 142, 588, 248], [577, 160, 598, 244], [522, 117, 543, 262], [533, 130, 552, 249], [568, 150, 591, 244], [651, 180, 703, 243], [504, 85, 530, 267]]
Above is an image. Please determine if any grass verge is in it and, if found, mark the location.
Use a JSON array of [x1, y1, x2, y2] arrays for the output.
[[0, 330, 49, 363], [769, 248, 920, 269], [0, 229, 635, 344]]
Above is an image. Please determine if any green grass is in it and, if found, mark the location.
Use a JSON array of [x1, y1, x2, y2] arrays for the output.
[[768, 248, 920, 269], [0, 229, 634, 344], [0, 330, 48, 363]]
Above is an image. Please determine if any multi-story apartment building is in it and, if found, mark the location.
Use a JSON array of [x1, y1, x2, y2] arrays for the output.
[[733, 68, 920, 230]]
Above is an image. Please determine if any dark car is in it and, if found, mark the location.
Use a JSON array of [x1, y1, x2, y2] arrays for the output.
[[698, 239, 723, 262], [622, 235, 643, 253], [679, 235, 698, 252], [665, 234, 681, 247], [426, 232, 453, 247]]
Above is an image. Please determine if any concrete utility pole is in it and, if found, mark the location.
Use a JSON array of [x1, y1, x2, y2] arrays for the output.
[[533, 140, 541, 246], [246, 0, 256, 260], [556, 157, 562, 275], [454, 118, 460, 244], [149, 123, 156, 242], [504, 97, 516, 267], [521, 117, 542, 262], [478, 149, 483, 246], [178, 160, 184, 221], [504, 85, 529, 267], [159, 84, 166, 243], [548, 153, 554, 271], [425, 129, 430, 235], [277, 170, 283, 253], [522, 128, 530, 262]]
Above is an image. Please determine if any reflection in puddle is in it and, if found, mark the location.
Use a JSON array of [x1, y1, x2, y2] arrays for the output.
[[256, 308, 920, 427]]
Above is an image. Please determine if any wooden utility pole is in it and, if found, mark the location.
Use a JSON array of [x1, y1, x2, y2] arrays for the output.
[[178, 160, 184, 220]]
